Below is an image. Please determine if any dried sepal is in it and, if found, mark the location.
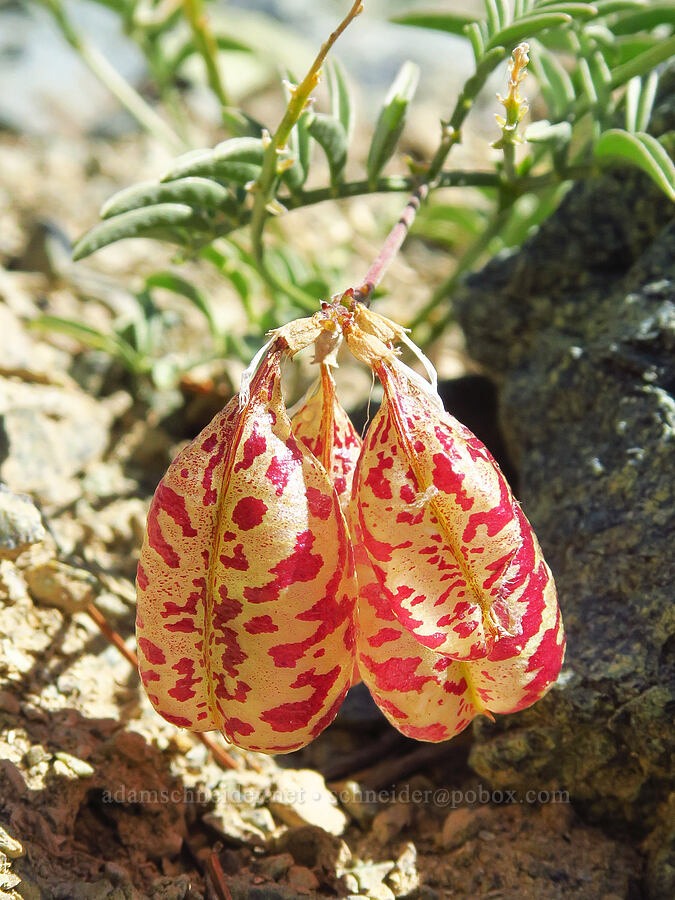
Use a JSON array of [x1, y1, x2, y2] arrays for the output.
[[273, 315, 325, 356], [136, 347, 357, 753]]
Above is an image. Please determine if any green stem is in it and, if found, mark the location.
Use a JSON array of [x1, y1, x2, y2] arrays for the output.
[[284, 171, 502, 209], [410, 206, 514, 343], [257, 255, 318, 314], [426, 46, 508, 184], [39, 0, 184, 152], [249, 1, 363, 285], [609, 35, 675, 90], [138, 32, 191, 140], [501, 142, 517, 183], [182, 0, 230, 110], [341, 44, 508, 305]]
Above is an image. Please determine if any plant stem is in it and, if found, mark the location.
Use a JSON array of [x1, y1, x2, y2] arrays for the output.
[[258, 254, 319, 314], [353, 184, 428, 304], [182, 0, 230, 111], [409, 206, 513, 341], [284, 170, 501, 209], [39, 0, 184, 151], [344, 45, 508, 305], [77, 43, 185, 151], [426, 46, 508, 184], [249, 1, 363, 285]]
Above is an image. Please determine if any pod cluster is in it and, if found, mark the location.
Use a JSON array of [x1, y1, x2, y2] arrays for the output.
[[136, 299, 565, 753]]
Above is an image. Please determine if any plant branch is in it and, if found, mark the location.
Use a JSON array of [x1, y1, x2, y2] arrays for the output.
[[409, 206, 513, 340], [341, 44, 508, 306], [39, 0, 184, 152], [353, 184, 428, 304], [284, 170, 502, 209], [249, 1, 363, 288], [183, 0, 237, 127], [426, 46, 508, 185]]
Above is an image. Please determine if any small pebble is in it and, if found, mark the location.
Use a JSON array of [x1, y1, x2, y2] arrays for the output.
[[368, 885, 395, 900], [54, 751, 95, 777], [371, 803, 412, 844], [286, 865, 319, 892], [0, 690, 20, 715], [386, 842, 419, 896], [270, 769, 347, 836], [257, 852, 294, 880], [0, 825, 23, 859]]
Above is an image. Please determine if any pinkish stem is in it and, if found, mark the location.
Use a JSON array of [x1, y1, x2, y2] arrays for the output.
[[353, 183, 429, 305]]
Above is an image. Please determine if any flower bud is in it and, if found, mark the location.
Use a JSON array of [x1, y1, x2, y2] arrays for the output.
[[136, 344, 357, 753]]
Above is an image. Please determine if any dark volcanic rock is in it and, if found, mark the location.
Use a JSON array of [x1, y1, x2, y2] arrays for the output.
[[453, 159, 674, 895]]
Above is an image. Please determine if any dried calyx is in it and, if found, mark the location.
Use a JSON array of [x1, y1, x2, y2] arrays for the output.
[[136, 296, 565, 753]]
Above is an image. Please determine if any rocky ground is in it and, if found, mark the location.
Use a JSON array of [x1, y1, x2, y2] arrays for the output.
[[0, 104, 671, 900]]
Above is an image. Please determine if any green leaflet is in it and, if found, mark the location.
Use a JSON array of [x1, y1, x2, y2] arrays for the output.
[[306, 113, 348, 187], [464, 22, 485, 64], [484, 0, 509, 35], [412, 203, 487, 247], [389, 11, 477, 37], [609, 36, 659, 69], [536, 0, 640, 7], [169, 33, 253, 71], [609, 2, 675, 35], [29, 316, 141, 372], [486, 12, 572, 49], [281, 115, 312, 193], [529, 3, 599, 18], [200, 244, 253, 317], [624, 72, 658, 134], [524, 120, 573, 144], [578, 57, 599, 105], [366, 61, 419, 185], [327, 59, 355, 141], [530, 40, 576, 119], [145, 272, 220, 340], [609, 36, 675, 89], [594, 130, 675, 202], [72, 204, 209, 260], [161, 137, 265, 184], [590, 0, 647, 12], [100, 177, 238, 219]]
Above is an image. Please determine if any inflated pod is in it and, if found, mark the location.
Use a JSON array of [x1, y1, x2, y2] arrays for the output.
[[352, 509, 565, 741], [354, 359, 562, 663], [136, 345, 357, 753], [291, 363, 362, 511]]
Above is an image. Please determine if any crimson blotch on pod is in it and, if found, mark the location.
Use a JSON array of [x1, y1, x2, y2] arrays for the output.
[[136, 343, 358, 753], [352, 508, 565, 741], [291, 363, 362, 511], [354, 358, 563, 663]]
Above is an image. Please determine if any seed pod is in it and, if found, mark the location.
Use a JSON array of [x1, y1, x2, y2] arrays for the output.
[[291, 363, 362, 510], [352, 511, 565, 741], [354, 359, 562, 662], [136, 345, 357, 753]]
